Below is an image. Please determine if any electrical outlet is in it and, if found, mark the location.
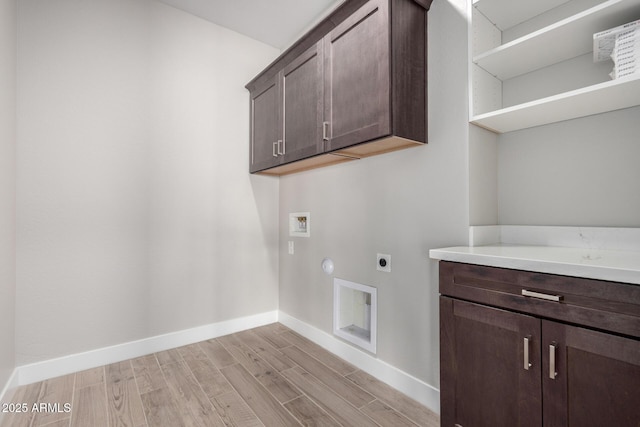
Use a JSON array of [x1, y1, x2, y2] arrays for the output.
[[288, 241, 294, 255], [377, 253, 391, 272]]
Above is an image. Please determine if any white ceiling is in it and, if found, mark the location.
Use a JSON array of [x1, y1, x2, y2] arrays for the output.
[[157, 0, 344, 49]]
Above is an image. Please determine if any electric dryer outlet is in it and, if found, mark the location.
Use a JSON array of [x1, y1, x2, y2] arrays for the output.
[[377, 253, 391, 272]]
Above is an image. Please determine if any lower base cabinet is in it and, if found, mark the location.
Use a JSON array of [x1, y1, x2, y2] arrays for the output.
[[440, 297, 541, 426], [439, 261, 640, 427]]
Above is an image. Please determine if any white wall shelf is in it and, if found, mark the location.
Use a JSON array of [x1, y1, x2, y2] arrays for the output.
[[473, 0, 570, 30], [472, 74, 640, 133], [474, 0, 640, 81], [470, 0, 640, 133]]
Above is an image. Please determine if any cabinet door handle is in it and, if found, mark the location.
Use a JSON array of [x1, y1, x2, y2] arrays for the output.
[[524, 335, 532, 370], [322, 121, 330, 141], [549, 342, 558, 379], [522, 289, 563, 302], [277, 139, 284, 155], [272, 141, 278, 157]]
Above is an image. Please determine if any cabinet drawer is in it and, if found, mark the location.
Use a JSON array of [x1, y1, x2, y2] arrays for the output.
[[439, 261, 640, 338]]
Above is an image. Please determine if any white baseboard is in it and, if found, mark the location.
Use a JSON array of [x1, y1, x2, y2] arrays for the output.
[[0, 367, 20, 425], [0, 368, 19, 400], [15, 310, 278, 387], [5, 310, 441, 418], [278, 311, 441, 415]]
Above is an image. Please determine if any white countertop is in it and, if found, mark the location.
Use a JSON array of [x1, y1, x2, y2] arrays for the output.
[[429, 244, 640, 285]]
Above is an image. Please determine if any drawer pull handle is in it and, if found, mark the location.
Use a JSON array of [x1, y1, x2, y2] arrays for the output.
[[277, 139, 284, 155], [549, 342, 558, 379], [524, 335, 532, 370], [272, 141, 278, 157], [522, 289, 563, 302], [322, 121, 330, 141]]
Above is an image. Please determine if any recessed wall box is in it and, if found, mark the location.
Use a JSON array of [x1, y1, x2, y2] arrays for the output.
[[334, 278, 377, 354], [289, 212, 310, 237]]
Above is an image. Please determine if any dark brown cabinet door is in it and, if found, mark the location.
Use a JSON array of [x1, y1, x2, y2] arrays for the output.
[[249, 76, 281, 173], [542, 320, 640, 426], [440, 297, 542, 427], [323, 0, 391, 152], [440, 262, 640, 426], [281, 42, 324, 164]]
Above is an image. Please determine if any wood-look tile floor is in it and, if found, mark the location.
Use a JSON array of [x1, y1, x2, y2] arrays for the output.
[[0, 323, 439, 427]]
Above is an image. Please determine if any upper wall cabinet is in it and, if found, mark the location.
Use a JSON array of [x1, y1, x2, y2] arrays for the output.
[[250, 75, 281, 172], [470, 0, 640, 133], [323, 0, 391, 152], [246, 0, 432, 175], [282, 42, 325, 165], [249, 43, 325, 173]]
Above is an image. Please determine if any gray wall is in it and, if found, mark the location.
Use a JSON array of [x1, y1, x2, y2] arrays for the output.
[[16, 0, 280, 365], [498, 106, 640, 226], [0, 0, 16, 390], [469, 124, 498, 225], [279, 0, 470, 389]]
